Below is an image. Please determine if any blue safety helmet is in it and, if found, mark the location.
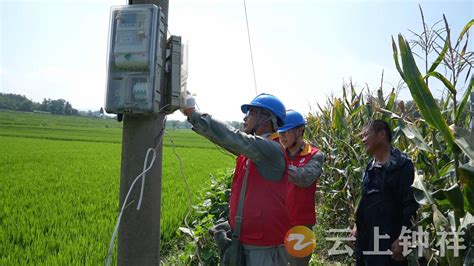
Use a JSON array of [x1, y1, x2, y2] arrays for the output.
[[241, 93, 286, 126], [277, 110, 306, 133]]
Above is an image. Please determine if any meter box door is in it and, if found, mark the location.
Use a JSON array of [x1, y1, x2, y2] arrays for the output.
[[105, 4, 166, 114], [162, 35, 183, 114]]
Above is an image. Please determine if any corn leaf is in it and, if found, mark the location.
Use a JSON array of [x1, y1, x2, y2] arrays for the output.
[[399, 120, 432, 152], [391, 36, 406, 80], [461, 212, 474, 228], [425, 71, 456, 94], [442, 184, 465, 219], [460, 37, 468, 62], [332, 98, 346, 133], [432, 189, 451, 208], [457, 19, 474, 43], [397, 34, 455, 149], [459, 163, 474, 215], [351, 82, 357, 101], [453, 127, 474, 160], [432, 204, 449, 231], [455, 74, 474, 123], [386, 88, 396, 111], [178, 227, 194, 238], [427, 31, 450, 73], [412, 171, 435, 205]]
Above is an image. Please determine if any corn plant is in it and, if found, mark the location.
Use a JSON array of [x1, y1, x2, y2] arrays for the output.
[[392, 13, 473, 265], [306, 80, 410, 263], [306, 13, 473, 265]]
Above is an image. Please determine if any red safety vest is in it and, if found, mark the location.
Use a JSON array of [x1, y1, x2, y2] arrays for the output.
[[287, 143, 319, 226], [228, 133, 291, 246]]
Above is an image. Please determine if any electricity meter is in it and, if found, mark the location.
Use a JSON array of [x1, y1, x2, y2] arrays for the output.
[[105, 4, 165, 114]]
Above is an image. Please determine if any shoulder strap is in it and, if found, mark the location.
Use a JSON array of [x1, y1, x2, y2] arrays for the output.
[[232, 160, 249, 239]]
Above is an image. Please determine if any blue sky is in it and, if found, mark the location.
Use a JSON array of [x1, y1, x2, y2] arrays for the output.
[[1, 0, 472, 121]]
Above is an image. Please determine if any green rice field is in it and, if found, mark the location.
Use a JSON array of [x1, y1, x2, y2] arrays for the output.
[[0, 111, 234, 265]]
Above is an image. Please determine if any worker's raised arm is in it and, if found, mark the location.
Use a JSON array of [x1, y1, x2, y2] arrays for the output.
[[187, 111, 285, 181]]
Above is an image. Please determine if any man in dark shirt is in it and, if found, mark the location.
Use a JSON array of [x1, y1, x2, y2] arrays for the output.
[[352, 120, 419, 265]]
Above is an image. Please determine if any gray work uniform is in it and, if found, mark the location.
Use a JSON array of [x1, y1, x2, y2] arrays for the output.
[[187, 111, 289, 265], [287, 143, 324, 188]]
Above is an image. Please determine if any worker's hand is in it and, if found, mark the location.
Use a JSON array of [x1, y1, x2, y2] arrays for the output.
[[288, 165, 297, 176], [349, 224, 357, 248], [287, 165, 299, 184], [180, 91, 195, 117], [391, 239, 404, 261]]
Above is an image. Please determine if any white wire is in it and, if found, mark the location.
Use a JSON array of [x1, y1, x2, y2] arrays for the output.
[[136, 147, 151, 210], [243, 0, 258, 95], [104, 123, 205, 265], [105, 148, 157, 266], [166, 132, 203, 264]]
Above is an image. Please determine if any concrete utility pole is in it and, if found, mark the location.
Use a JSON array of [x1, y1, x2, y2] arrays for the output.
[[118, 0, 169, 265]]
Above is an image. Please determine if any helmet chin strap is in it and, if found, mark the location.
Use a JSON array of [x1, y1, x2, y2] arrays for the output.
[[290, 129, 299, 149], [249, 110, 276, 135], [248, 109, 261, 135], [289, 126, 304, 150], [270, 115, 278, 132]]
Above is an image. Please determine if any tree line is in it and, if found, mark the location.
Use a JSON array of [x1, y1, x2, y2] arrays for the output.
[[0, 93, 246, 128], [0, 93, 79, 115]]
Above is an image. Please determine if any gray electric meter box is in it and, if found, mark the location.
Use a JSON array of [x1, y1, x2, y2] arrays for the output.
[[105, 4, 165, 114]]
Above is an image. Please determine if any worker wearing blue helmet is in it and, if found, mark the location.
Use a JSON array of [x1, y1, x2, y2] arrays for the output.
[[181, 93, 291, 266], [278, 110, 324, 266], [240, 93, 286, 134]]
